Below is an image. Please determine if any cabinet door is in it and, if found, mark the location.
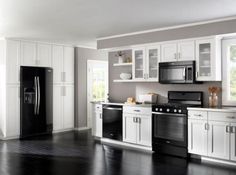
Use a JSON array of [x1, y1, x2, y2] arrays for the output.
[[52, 45, 64, 84], [63, 85, 74, 129], [196, 39, 215, 81], [21, 41, 37, 66], [178, 41, 195, 61], [133, 48, 146, 80], [123, 114, 137, 144], [95, 111, 103, 137], [6, 40, 20, 84], [161, 43, 177, 62], [208, 121, 230, 160], [188, 119, 208, 156], [146, 46, 159, 81], [37, 43, 52, 67], [53, 85, 64, 131], [63, 47, 74, 84], [6, 85, 20, 137], [137, 116, 151, 146], [230, 123, 236, 161]]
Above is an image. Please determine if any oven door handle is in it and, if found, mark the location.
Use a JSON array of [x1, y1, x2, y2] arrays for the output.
[[152, 112, 186, 117]]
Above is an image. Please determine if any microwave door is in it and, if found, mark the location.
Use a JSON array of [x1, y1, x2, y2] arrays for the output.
[[160, 66, 186, 83]]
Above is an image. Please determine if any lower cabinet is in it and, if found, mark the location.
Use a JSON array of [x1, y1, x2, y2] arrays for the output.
[[92, 104, 103, 137], [188, 119, 208, 156], [123, 113, 151, 147], [53, 85, 74, 131], [231, 123, 236, 161]]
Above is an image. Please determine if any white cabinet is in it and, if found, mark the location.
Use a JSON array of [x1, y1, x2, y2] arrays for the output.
[[188, 119, 208, 156], [123, 106, 152, 147], [52, 45, 64, 84], [37, 43, 52, 67], [53, 85, 63, 131], [21, 41, 37, 66], [92, 104, 103, 137], [63, 85, 74, 129], [6, 40, 20, 84], [161, 40, 195, 62], [132, 46, 160, 81], [230, 123, 236, 161], [208, 121, 230, 160], [5, 85, 20, 137], [63, 46, 74, 84], [195, 37, 221, 81]]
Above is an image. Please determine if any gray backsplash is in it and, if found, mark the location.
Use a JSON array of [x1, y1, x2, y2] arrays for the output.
[[109, 51, 222, 107]]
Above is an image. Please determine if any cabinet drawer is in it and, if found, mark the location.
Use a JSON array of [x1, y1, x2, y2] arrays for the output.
[[208, 112, 236, 122], [123, 106, 151, 115], [95, 104, 102, 112], [188, 110, 207, 120]]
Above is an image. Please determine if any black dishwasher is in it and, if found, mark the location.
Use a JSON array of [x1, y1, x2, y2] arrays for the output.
[[102, 105, 123, 141]]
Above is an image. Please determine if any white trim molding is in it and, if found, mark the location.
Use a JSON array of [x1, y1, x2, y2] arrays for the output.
[[97, 16, 236, 41], [74, 127, 90, 131]]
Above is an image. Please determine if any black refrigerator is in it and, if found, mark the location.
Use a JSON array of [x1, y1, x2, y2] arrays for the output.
[[20, 66, 53, 139]]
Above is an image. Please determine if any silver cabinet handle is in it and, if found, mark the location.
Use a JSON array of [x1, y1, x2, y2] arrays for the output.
[[103, 107, 122, 111], [196, 71, 198, 78], [226, 116, 236, 119], [194, 114, 202, 117], [226, 125, 231, 133], [231, 126, 235, 133], [134, 110, 140, 112], [138, 118, 141, 123], [34, 76, 38, 115], [99, 113, 102, 119], [133, 117, 136, 123], [204, 123, 209, 130], [37, 76, 40, 115]]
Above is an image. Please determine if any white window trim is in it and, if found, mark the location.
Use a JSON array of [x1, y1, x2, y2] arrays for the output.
[[222, 38, 236, 106]]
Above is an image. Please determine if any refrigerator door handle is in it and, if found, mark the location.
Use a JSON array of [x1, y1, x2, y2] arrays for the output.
[[34, 76, 38, 115], [37, 76, 41, 115]]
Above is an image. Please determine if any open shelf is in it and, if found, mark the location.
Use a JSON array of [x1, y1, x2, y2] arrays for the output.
[[113, 63, 132, 67]]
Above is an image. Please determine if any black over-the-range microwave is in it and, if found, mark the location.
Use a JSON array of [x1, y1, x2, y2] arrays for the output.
[[159, 61, 198, 84]]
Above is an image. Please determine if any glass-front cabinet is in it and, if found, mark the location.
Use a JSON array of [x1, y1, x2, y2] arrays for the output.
[[132, 46, 160, 81], [195, 38, 221, 81]]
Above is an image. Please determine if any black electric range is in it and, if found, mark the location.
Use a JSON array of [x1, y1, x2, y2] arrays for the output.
[[152, 91, 203, 158]]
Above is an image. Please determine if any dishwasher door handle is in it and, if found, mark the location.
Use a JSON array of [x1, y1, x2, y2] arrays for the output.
[[103, 107, 122, 111]]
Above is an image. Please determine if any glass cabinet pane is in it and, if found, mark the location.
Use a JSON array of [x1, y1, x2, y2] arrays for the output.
[[134, 50, 144, 79], [148, 48, 158, 79], [198, 43, 211, 77]]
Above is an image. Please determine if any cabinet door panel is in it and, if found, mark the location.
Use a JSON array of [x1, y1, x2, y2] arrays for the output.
[[133, 48, 146, 80], [63, 85, 74, 129], [208, 121, 230, 160], [178, 41, 195, 61], [146, 46, 159, 81], [6, 85, 20, 137], [230, 123, 236, 161], [161, 43, 177, 62], [63, 47, 74, 84], [37, 43, 52, 67], [52, 45, 64, 84], [123, 114, 137, 144], [137, 116, 151, 146], [6, 40, 20, 84], [53, 85, 63, 131], [188, 119, 208, 156], [21, 41, 37, 66]]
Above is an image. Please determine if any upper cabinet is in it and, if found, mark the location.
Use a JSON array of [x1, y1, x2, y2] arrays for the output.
[[132, 46, 160, 81], [21, 41, 52, 67], [161, 40, 195, 62], [195, 37, 221, 81], [52, 45, 64, 84], [63, 46, 74, 84]]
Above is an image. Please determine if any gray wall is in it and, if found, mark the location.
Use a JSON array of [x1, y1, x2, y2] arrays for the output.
[[98, 19, 236, 49], [75, 47, 108, 128], [109, 51, 222, 107]]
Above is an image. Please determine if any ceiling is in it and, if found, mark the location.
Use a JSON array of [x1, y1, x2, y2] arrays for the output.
[[0, 0, 236, 48]]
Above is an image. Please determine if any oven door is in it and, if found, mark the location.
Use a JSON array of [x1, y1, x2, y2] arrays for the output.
[[159, 66, 186, 84], [152, 112, 187, 147]]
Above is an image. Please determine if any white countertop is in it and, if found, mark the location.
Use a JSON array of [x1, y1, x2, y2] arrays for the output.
[[91, 101, 152, 107], [188, 107, 236, 112]]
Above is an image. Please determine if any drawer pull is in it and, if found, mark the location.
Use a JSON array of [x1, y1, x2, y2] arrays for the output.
[[226, 116, 236, 119], [194, 114, 202, 117], [134, 110, 141, 112], [226, 125, 231, 133]]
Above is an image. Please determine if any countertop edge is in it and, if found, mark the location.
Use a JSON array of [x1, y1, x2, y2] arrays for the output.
[[187, 107, 236, 112]]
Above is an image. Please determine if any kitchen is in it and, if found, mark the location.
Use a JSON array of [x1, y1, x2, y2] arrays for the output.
[[1, 1, 236, 175]]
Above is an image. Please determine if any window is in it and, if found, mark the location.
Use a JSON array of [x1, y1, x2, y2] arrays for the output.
[[222, 39, 236, 105]]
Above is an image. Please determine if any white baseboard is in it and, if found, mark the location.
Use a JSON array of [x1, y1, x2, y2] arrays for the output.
[[52, 128, 74, 134], [101, 138, 152, 152], [201, 156, 236, 166], [74, 127, 90, 131], [0, 135, 19, 140]]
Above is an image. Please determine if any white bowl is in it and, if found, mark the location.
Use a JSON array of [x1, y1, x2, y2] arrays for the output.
[[120, 73, 132, 80]]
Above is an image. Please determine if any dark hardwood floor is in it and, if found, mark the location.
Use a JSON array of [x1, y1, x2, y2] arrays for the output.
[[0, 130, 235, 175]]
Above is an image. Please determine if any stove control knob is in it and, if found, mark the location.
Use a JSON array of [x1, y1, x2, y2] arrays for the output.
[[155, 108, 159, 111], [160, 108, 163, 112], [166, 108, 170, 112], [174, 109, 177, 113], [178, 109, 182, 113]]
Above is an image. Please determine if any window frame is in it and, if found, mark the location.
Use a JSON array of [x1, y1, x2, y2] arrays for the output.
[[222, 38, 236, 106]]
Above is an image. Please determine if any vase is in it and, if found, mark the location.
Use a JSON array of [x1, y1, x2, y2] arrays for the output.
[[118, 56, 123, 63], [209, 93, 218, 108]]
